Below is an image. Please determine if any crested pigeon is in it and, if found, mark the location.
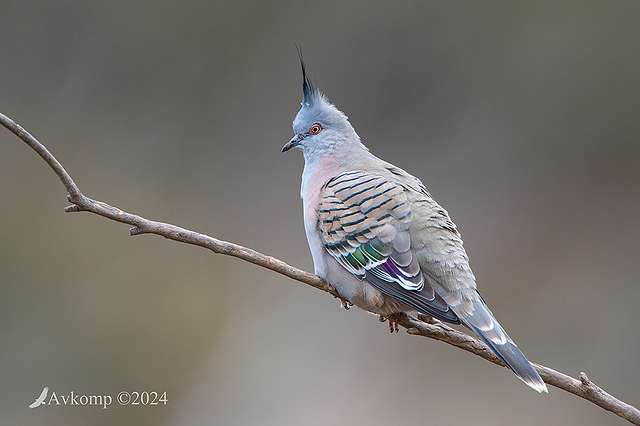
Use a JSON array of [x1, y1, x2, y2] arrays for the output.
[[282, 54, 547, 393]]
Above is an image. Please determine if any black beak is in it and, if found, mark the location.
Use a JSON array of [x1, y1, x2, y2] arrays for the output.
[[282, 134, 303, 152]]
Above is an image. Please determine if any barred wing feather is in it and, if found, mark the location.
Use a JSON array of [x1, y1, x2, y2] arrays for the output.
[[319, 171, 459, 323]]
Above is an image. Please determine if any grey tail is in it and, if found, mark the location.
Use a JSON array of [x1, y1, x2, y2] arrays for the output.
[[457, 299, 548, 393], [473, 326, 548, 393]]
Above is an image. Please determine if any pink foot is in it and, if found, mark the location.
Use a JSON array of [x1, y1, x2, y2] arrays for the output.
[[378, 316, 398, 333], [340, 298, 353, 310]]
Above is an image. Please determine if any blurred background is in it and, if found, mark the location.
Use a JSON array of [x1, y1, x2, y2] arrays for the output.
[[1, 1, 639, 424]]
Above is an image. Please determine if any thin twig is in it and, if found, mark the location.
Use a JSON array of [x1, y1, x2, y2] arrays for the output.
[[1, 112, 638, 425]]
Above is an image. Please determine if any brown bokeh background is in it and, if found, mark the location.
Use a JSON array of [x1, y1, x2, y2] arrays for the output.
[[1, 1, 639, 425]]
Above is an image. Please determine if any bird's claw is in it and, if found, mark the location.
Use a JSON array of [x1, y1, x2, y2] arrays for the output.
[[340, 298, 353, 310], [379, 316, 398, 333]]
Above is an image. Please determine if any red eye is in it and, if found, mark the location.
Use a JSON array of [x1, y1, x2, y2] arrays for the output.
[[309, 123, 322, 135]]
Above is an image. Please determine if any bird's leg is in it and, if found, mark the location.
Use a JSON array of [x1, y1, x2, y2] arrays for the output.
[[339, 298, 353, 310], [378, 315, 399, 333]]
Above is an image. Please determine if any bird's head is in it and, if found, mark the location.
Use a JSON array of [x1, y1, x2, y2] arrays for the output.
[[282, 51, 362, 164]]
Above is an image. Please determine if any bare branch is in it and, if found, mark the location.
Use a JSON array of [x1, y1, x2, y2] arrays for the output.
[[1, 112, 638, 425]]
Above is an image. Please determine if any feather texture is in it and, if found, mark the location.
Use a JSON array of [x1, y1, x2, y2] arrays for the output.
[[286, 56, 547, 393], [318, 171, 460, 323]]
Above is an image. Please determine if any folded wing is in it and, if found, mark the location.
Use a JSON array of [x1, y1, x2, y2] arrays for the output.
[[319, 171, 459, 323]]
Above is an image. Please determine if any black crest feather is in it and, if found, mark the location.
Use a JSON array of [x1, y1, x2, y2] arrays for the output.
[[296, 46, 316, 106]]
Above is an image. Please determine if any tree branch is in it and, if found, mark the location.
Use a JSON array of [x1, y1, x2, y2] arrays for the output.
[[2, 112, 638, 425]]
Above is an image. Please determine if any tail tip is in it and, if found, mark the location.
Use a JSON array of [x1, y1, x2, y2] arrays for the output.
[[523, 376, 548, 393]]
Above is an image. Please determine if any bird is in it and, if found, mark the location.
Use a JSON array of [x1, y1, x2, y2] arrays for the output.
[[29, 386, 49, 408], [282, 52, 548, 393]]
